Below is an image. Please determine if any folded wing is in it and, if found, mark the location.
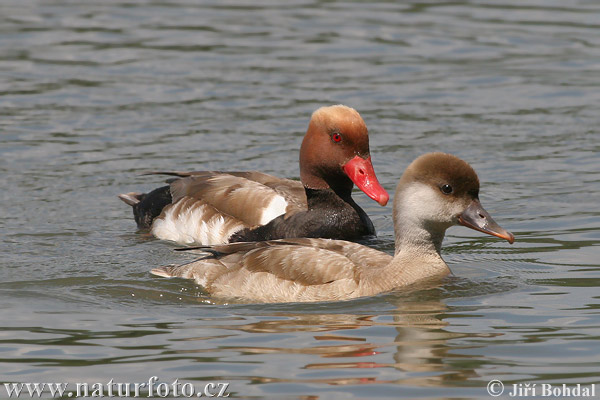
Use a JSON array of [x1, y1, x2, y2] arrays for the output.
[[149, 171, 306, 245], [152, 238, 392, 302]]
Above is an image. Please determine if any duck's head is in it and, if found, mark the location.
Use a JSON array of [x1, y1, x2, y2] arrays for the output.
[[299, 105, 389, 206], [394, 152, 514, 246]]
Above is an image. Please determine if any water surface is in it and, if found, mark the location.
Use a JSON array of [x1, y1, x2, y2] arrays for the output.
[[1, 1, 599, 398]]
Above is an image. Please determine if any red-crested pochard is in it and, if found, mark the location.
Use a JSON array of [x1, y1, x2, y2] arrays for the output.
[[119, 105, 389, 245], [151, 153, 515, 303]]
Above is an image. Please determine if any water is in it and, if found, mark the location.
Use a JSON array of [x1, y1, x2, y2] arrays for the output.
[[1, 0, 599, 398]]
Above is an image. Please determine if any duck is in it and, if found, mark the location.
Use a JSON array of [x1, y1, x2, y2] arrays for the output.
[[151, 152, 515, 303], [119, 105, 389, 245]]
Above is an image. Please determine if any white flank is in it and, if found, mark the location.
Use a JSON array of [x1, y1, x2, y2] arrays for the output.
[[259, 195, 288, 225], [152, 199, 246, 245]]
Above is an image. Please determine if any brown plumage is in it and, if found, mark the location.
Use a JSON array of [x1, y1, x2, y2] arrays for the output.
[[119, 105, 389, 245], [152, 152, 515, 303]]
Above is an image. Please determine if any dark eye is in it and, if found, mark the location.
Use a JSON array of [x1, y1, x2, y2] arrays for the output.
[[440, 184, 453, 195], [332, 133, 342, 143]]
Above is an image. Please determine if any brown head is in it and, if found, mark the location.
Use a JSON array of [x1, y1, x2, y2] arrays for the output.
[[394, 152, 514, 245], [299, 105, 389, 206]]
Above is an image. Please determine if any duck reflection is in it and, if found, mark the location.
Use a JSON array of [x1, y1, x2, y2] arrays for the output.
[[172, 284, 499, 388]]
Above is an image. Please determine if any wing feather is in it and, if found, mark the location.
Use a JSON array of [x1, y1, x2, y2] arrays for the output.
[[166, 173, 303, 227], [166, 238, 391, 287], [152, 238, 393, 302], [147, 171, 306, 212]]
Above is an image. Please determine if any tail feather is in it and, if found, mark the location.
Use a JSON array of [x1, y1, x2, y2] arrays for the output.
[[119, 185, 172, 229], [151, 265, 178, 278], [151, 257, 214, 279], [118, 192, 143, 207], [151, 257, 226, 289]]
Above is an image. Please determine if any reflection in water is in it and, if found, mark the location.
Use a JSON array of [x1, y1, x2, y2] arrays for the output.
[[167, 296, 500, 388]]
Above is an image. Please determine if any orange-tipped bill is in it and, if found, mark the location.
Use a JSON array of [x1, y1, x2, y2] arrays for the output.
[[458, 199, 514, 244], [343, 155, 389, 206]]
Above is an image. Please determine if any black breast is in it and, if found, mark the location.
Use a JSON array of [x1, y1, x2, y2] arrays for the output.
[[229, 188, 374, 242]]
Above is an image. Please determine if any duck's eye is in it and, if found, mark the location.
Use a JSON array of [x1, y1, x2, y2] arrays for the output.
[[440, 184, 453, 195], [332, 133, 342, 143]]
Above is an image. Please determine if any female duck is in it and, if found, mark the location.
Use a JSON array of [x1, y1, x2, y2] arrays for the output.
[[151, 152, 514, 303]]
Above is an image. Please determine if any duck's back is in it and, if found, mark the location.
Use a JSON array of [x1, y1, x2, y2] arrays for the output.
[[149, 171, 307, 245], [152, 238, 393, 302]]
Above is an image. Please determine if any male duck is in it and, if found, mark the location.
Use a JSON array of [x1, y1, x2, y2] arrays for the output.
[[119, 105, 389, 245]]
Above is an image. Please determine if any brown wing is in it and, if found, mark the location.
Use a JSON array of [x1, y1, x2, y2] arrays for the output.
[[151, 171, 306, 227], [174, 238, 392, 286], [153, 238, 393, 302], [209, 238, 392, 269], [149, 171, 306, 208], [216, 171, 307, 214]]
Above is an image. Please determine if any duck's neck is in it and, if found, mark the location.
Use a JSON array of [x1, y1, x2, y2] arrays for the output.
[[393, 219, 446, 257], [302, 170, 354, 201], [304, 187, 375, 237], [361, 189, 451, 292], [393, 184, 450, 255], [303, 172, 369, 228]]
